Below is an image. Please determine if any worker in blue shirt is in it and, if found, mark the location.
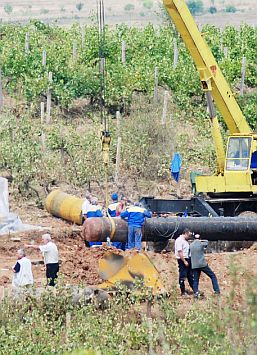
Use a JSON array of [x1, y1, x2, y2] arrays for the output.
[[86, 197, 103, 247], [107, 193, 125, 250], [108, 193, 122, 217], [120, 202, 152, 251]]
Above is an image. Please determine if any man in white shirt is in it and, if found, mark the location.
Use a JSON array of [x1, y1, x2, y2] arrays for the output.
[[26, 233, 59, 286], [12, 248, 33, 289], [174, 228, 194, 296], [81, 192, 92, 222]]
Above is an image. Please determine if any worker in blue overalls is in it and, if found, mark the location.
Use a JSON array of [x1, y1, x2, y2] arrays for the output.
[[86, 197, 103, 247], [121, 202, 152, 251], [107, 193, 125, 250]]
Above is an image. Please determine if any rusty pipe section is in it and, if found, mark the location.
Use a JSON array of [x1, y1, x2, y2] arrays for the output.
[[82, 217, 257, 242]]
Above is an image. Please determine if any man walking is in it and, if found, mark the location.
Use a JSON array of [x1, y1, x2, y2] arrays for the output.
[[12, 248, 33, 289], [26, 233, 59, 286], [190, 234, 220, 298], [120, 202, 152, 251], [175, 228, 194, 296]]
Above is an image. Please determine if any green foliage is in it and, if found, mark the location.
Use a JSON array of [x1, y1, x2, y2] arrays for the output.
[[0, 22, 255, 118], [76, 3, 84, 12], [124, 4, 135, 11], [0, 23, 255, 190], [4, 3, 13, 15], [187, 0, 203, 15], [40, 8, 49, 15], [237, 91, 257, 129], [208, 6, 217, 14], [225, 5, 237, 13], [0, 114, 104, 192], [0, 274, 256, 354], [143, 0, 153, 10]]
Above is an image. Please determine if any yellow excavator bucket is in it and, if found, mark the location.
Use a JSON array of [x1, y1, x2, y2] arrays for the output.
[[98, 251, 165, 294]]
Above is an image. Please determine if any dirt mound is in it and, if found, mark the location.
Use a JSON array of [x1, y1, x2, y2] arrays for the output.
[[60, 242, 123, 285], [0, 275, 10, 286]]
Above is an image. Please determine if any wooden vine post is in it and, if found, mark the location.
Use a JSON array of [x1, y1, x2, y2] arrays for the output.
[[73, 42, 77, 62], [0, 69, 3, 109], [25, 33, 29, 53], [46, 72, 52, 124], [153, 67, 159, 104], [239, 56, 246, 97], [173, 38, 178, 69], [115, 111, 122, 184], [161, 91, 169, 125], [121, 41, 126, 64]]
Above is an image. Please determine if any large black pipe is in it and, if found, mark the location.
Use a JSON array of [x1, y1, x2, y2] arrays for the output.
[[83, 217, 257, 242]]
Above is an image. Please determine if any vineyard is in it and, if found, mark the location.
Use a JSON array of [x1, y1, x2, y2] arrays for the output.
[[0, 21, 256, 199], [0, 19, 257, 354]]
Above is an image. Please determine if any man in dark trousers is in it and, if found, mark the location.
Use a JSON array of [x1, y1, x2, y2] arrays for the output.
[[174, 228, 194, 296], [26, 233, 59, 286], [190, 234, 220, 298]]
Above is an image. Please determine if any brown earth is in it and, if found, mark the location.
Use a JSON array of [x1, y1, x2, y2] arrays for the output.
[[0, 200, 256, 307]]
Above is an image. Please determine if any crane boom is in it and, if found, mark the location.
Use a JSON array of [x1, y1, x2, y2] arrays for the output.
[[163, 0, 251, 134]]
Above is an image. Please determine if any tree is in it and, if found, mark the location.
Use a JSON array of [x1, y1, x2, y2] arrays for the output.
[[209, 6, 217, 14], [4, 4, 13, 15], [76, 2, 84, 12], [186, 0, 203, 15], [225, 5, 236, 13], [143, 0, 153, 10], [124, 4, 135, 11]]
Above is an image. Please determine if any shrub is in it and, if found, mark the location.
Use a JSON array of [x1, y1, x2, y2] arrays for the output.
[[225, 5, 237, 13], [124, 4, 135, 11], [209, 6, 217, 14], [40, 8, 49, 15], [4, 3, 13, 15], [76, 3, 84, 12], [143, 0, 154, 10], [186, 0, 203, 15]]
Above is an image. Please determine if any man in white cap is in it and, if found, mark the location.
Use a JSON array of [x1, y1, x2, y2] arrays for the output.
[[190, 233, 220, 298], [26, 234, 59, 286], [12, 248, 33, 289]]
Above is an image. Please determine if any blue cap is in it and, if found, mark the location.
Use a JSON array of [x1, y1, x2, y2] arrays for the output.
[[112, 193, 118, 201]]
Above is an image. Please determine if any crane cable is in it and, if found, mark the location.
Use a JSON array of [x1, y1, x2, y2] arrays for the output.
[[97, 0, 116, 240]]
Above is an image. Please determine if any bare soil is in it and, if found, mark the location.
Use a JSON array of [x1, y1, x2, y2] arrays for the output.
[[0, 200, 256, 308]]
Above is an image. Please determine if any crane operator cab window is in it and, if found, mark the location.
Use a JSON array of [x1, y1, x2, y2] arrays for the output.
[[226, 137, 251, 171]]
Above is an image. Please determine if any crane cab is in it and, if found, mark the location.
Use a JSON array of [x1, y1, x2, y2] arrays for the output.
[[196, 135, 257, 196]]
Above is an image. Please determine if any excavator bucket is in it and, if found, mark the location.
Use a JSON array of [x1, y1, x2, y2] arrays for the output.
[[98, 251, 165, 294]]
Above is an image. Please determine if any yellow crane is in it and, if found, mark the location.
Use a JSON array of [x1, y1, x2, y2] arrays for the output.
[[164, 0, 257, 196]]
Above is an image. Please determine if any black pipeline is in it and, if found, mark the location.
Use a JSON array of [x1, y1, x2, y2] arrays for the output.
[[83, 216, 257, 242]]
